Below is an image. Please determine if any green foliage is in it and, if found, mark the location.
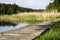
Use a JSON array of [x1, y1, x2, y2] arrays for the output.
[[0, 3, 17, 15], [0, 3, 44, 15], [46, 0, 60, 12], [7, 7, 14, 14], [34, 21, 60, 40]]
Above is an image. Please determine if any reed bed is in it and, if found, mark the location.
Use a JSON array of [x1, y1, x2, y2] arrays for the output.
[[0, 12, 60, 25]]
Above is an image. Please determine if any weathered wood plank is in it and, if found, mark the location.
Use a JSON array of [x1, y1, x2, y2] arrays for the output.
[[0, 22, 54, 40]]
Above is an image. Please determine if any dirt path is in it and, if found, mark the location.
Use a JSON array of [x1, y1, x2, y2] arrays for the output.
[[0, 22, 54, 40]]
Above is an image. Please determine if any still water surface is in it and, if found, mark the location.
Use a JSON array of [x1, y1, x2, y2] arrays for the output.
[[0, 23, 29, 32]]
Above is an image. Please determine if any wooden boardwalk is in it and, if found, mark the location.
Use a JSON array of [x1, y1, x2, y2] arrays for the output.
[[0, 22, 54, 40]]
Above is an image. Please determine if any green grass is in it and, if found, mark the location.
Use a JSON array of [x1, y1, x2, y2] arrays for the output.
[[33, 21, 60, 40], [0, 12, 60, 25], [0, 15, 42, 25], [0, 12, 60, 40]]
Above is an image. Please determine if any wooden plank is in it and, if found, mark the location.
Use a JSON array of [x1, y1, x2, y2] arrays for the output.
[[0, 22, 54, 40]]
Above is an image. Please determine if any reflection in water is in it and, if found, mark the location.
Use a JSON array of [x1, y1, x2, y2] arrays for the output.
[[0, 23, 29, 32]]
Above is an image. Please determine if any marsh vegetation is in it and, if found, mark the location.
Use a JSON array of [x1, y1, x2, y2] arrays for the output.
[[0, 12, 60, 25]]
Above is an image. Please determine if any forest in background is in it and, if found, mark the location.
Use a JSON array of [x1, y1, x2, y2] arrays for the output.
[[0, 0, 60, 15], [0, 3, 44, 15]]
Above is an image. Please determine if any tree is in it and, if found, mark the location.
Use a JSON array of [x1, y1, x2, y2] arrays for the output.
[[7, 7, 14, 14], [46, 0, 60, 12]]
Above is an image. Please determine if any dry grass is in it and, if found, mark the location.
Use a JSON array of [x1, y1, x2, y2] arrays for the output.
[[0, 12, 60, 24]]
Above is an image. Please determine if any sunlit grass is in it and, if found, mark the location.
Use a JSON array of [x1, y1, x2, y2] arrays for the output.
[[0, 12, 60, 39], [33, 21, 60, 40], [0, 12, 60, 25]]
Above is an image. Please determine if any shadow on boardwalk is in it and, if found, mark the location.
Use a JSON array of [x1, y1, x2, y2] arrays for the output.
[[33, 21, 60, 40]]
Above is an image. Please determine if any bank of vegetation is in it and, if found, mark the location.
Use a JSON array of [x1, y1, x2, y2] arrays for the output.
[[0, 3, 44, 15], [46, 0, 60, 12], [0, 12, 60, 25]]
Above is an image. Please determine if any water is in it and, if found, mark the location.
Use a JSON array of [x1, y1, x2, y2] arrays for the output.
[[0, 23, 29, 32]]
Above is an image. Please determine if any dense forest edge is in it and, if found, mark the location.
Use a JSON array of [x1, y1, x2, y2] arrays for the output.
[[0, 0, 60, 15], [46, 0, 60, 12], [0, 3, 44, 15]]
